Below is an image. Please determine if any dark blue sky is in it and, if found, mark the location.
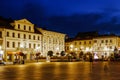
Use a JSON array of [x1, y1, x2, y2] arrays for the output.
[[1, 0, 120, 37]]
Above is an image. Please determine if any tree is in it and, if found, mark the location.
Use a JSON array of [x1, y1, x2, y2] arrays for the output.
[[60, 51, 65, 56], [47, 51, 53, 57]]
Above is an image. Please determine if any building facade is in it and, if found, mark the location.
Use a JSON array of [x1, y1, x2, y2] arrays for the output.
[[0, 18, 66, 61], [38, 28, 65, 56], [65, 33, 120, 59]]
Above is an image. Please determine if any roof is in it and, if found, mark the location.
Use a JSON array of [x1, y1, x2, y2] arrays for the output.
[[0, 16, 14, 29], [75, 31, 99, 39]]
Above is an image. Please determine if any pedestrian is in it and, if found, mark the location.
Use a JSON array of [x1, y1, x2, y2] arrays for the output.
[[89, 54, 93, 62]]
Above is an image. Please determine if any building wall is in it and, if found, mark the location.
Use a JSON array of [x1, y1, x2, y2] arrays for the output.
[[65, 36, 120, 59], [0, 19, 66, 61], [38, 28, 65, 56]]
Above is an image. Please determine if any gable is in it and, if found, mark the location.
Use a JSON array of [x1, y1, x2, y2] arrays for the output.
[[15, 19, 33, 25]]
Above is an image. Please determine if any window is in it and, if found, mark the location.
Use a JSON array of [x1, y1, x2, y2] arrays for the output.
[[106, 40, 108, 43], [38, 36, 40, 40], [79, 42, 81, 45], [12, 33, 15, 37], [110, 40, 112, 43], [0, 31, 2, 38], [110, 46, 112, 49], [13, 42, 15, 48], [29, 35, 31, 39], [29, 26, 31, 31], [38, 44, 40, 47], [34, 44, 36, 48], [29, 43, 31, 48], [94, 40, 97, 43], [89, 41, 91, 44], [18, 42, 20, 48], [7, 41, 9, 47], [84, 41, 86, 44], [74, 42, 77, 45], [33, 35, 35, 40], [24, 25, 26, 30], [7, 32, 9, 37], [18, 33, 20, 38], [101, 40, 104, 43], [24, 34, 26, 39], [18, 24, 20, 29]]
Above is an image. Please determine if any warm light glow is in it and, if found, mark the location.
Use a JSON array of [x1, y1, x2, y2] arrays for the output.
[[89, 48, 92, 51], [80, 46, 84, 49], [70, 44, 73, 48], [0, 51, 3, 54], [104, 46, 108, 51], [70, 49, 73, 51], [56, 47, 59, 51], [0, 46, 1, 50], [74, 48, 78, 51], [94, 53, 98, 59], [86, 47, 89, 52], [20, 44, 24, 48]]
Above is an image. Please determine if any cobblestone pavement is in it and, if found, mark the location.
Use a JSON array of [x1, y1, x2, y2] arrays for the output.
[[0, 61, 120, 80]]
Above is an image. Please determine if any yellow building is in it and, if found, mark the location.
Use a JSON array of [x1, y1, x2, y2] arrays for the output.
[[65, 38, 93, 54], [93, 35, 120, 58], [65, 34, 120, 59], [0, 18, 66, 61]]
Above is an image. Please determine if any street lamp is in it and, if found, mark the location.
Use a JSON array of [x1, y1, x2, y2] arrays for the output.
[[70, 44, 74, 52]]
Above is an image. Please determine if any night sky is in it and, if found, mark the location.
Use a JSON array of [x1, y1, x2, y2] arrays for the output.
[[1, 0, 120, 37]]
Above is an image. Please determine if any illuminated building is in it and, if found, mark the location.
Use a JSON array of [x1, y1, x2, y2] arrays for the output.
[[37, 28, 66, 56], [65, 32, 120, 59], [93, 35, 120, 58], [0, 18, 65, 61]]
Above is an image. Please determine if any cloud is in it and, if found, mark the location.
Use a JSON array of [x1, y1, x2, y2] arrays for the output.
[[44, 13, 120, 37]]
